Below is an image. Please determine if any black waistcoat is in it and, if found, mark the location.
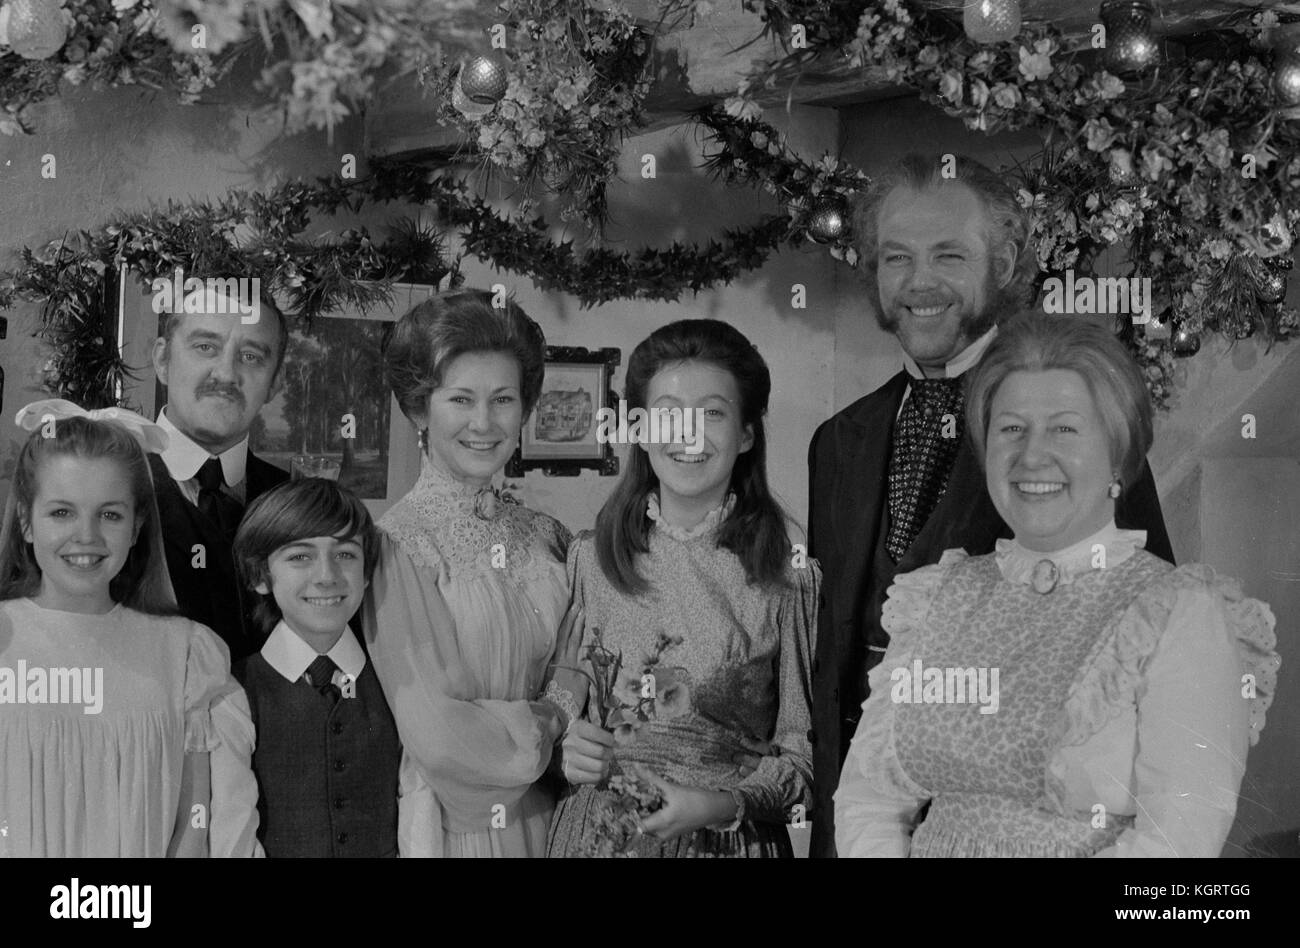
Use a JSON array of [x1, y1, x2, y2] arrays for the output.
[[235, 651, 400, 858]]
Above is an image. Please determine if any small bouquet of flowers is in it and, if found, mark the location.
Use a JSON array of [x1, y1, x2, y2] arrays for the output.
[[559, 627, 689, 857]]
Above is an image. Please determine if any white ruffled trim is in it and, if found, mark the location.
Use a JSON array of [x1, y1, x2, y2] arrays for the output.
[[1044, 561, 1280, 812], [863, 551, 973, 806], [879, 548, 969, 639], [645, 491, 734, 541], [995, 523, 1147, 589]]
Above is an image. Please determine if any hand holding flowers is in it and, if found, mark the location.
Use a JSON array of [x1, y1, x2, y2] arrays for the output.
[[626, 764, 739, 842]]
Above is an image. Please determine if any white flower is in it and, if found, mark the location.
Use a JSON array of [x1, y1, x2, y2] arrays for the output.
[[938, 70, 963, 104], [723, 94, 761, 122], [1096, 73, 1125, 100], [992, 83, 1020, 109], [1016, 188, 1045, 209], [1018, 41, 1054, 81]]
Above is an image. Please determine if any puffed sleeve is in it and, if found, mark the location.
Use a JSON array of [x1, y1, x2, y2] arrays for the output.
[[1097, 566, 1278, 858], [834, 552, 964, 857], [728, 561, 820, 824], [182, 622, 231, 753], [182, 623, 263, 857], [396, 754, 444, 858], [361, 530, 551, 815]]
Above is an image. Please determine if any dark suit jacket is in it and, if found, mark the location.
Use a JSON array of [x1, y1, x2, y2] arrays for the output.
[[150, 452, 288, 661], [806, 370, 1173, 858]]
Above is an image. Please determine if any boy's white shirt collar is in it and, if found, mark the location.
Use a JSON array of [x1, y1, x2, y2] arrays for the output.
[[901, 325, 998, 380], [156, 407, 248, 487], [261, 619, 367, 684]]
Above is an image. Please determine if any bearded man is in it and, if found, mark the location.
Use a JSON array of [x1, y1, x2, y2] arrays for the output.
[[805, 154, 1174, 857]]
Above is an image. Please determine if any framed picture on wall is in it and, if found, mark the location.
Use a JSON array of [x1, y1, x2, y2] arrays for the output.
[[506, 346, 620, 477], [117, 272, 438, 519]]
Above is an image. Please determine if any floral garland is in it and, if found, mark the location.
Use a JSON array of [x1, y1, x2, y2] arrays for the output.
[[722, 0, 1300, 407], [0, 176, 459, 408], [419, 0, 660, 228], [365, 159, 797, 307], [7, 0, 1300, 411], [0, 0, 481, 136], [0, 155, 818, 407]]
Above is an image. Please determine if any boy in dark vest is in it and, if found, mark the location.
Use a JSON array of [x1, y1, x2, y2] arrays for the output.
[[232, 478, 400, 857]]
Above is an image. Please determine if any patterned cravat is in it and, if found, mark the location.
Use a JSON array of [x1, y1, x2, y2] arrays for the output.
[[195, 457, 243, 540], [886, 377, 966, 562]]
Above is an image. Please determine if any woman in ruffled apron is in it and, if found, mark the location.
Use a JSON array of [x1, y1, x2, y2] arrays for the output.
[[835, 312, 1280, 857]]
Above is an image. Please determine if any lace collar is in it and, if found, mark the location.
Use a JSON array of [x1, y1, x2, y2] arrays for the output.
[[995, 521, 1147, 592], [646, 491, 734, 542], [408, 454, 519, 521]]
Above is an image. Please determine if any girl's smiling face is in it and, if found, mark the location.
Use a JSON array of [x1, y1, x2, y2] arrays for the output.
[[641, 360, 753, 520], [22, 455, 141, 614]]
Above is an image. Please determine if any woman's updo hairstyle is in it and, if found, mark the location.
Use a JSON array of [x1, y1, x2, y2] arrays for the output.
[[383, 288, 547, 423], [966, 311, 1153, 489]]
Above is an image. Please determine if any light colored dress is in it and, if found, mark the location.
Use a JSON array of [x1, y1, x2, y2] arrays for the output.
[[362, 458, 571, 857], [546, 495, 820, 858], [834, 523, 1280, 858], [0, 598, 258, 857]]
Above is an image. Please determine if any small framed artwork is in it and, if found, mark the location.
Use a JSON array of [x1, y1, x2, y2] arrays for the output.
[[506, 346, 620, 477]]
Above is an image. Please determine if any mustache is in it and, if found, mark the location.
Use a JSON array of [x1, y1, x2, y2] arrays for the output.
[[875, 301, 997, 337], [196, 383, 245, 406]]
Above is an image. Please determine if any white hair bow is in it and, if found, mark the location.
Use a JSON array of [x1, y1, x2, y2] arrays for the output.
[[14, 399, 170, 455]]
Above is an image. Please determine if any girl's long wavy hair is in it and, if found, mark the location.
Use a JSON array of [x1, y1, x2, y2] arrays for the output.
[[0, 417, 177, 615], [595, 319, 792, 596]]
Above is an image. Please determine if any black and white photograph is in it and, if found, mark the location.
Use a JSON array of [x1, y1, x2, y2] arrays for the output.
[[0, 0, 1297, 925]]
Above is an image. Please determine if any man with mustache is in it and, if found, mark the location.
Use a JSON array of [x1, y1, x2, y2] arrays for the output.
[[150, 290, 290, 661], [805, 154, 1174, 857]]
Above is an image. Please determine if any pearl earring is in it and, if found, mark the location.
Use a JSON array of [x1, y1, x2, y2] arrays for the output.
[[1108, 475, 1121, 499]]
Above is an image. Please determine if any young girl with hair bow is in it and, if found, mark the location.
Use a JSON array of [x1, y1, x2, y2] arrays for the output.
[[0, 400, 261, 857]]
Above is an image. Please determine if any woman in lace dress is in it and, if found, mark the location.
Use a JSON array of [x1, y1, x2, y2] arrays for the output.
[[361, 289, 571, 857], [835, 312, 1280, 857], [546, 319, 819, 858]]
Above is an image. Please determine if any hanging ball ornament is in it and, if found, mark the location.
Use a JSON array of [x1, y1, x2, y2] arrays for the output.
[[963, 0, 1022, 45], [806, 193, 851, 244], [1272, 25, 1300, 109], [0, 0, 69, 60], [1144, 307, 1171, 339], [459, 55, 509, 106], [1100, 1, 1161, 76], [1171, 326, 1200, 357]]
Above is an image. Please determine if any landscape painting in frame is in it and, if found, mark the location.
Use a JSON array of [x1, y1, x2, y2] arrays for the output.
[[251, 317, 392, 499]]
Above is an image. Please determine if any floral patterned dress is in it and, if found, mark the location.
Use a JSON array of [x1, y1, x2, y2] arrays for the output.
[[546, 495, 820, 858], [835, 523, 1280, 858]]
